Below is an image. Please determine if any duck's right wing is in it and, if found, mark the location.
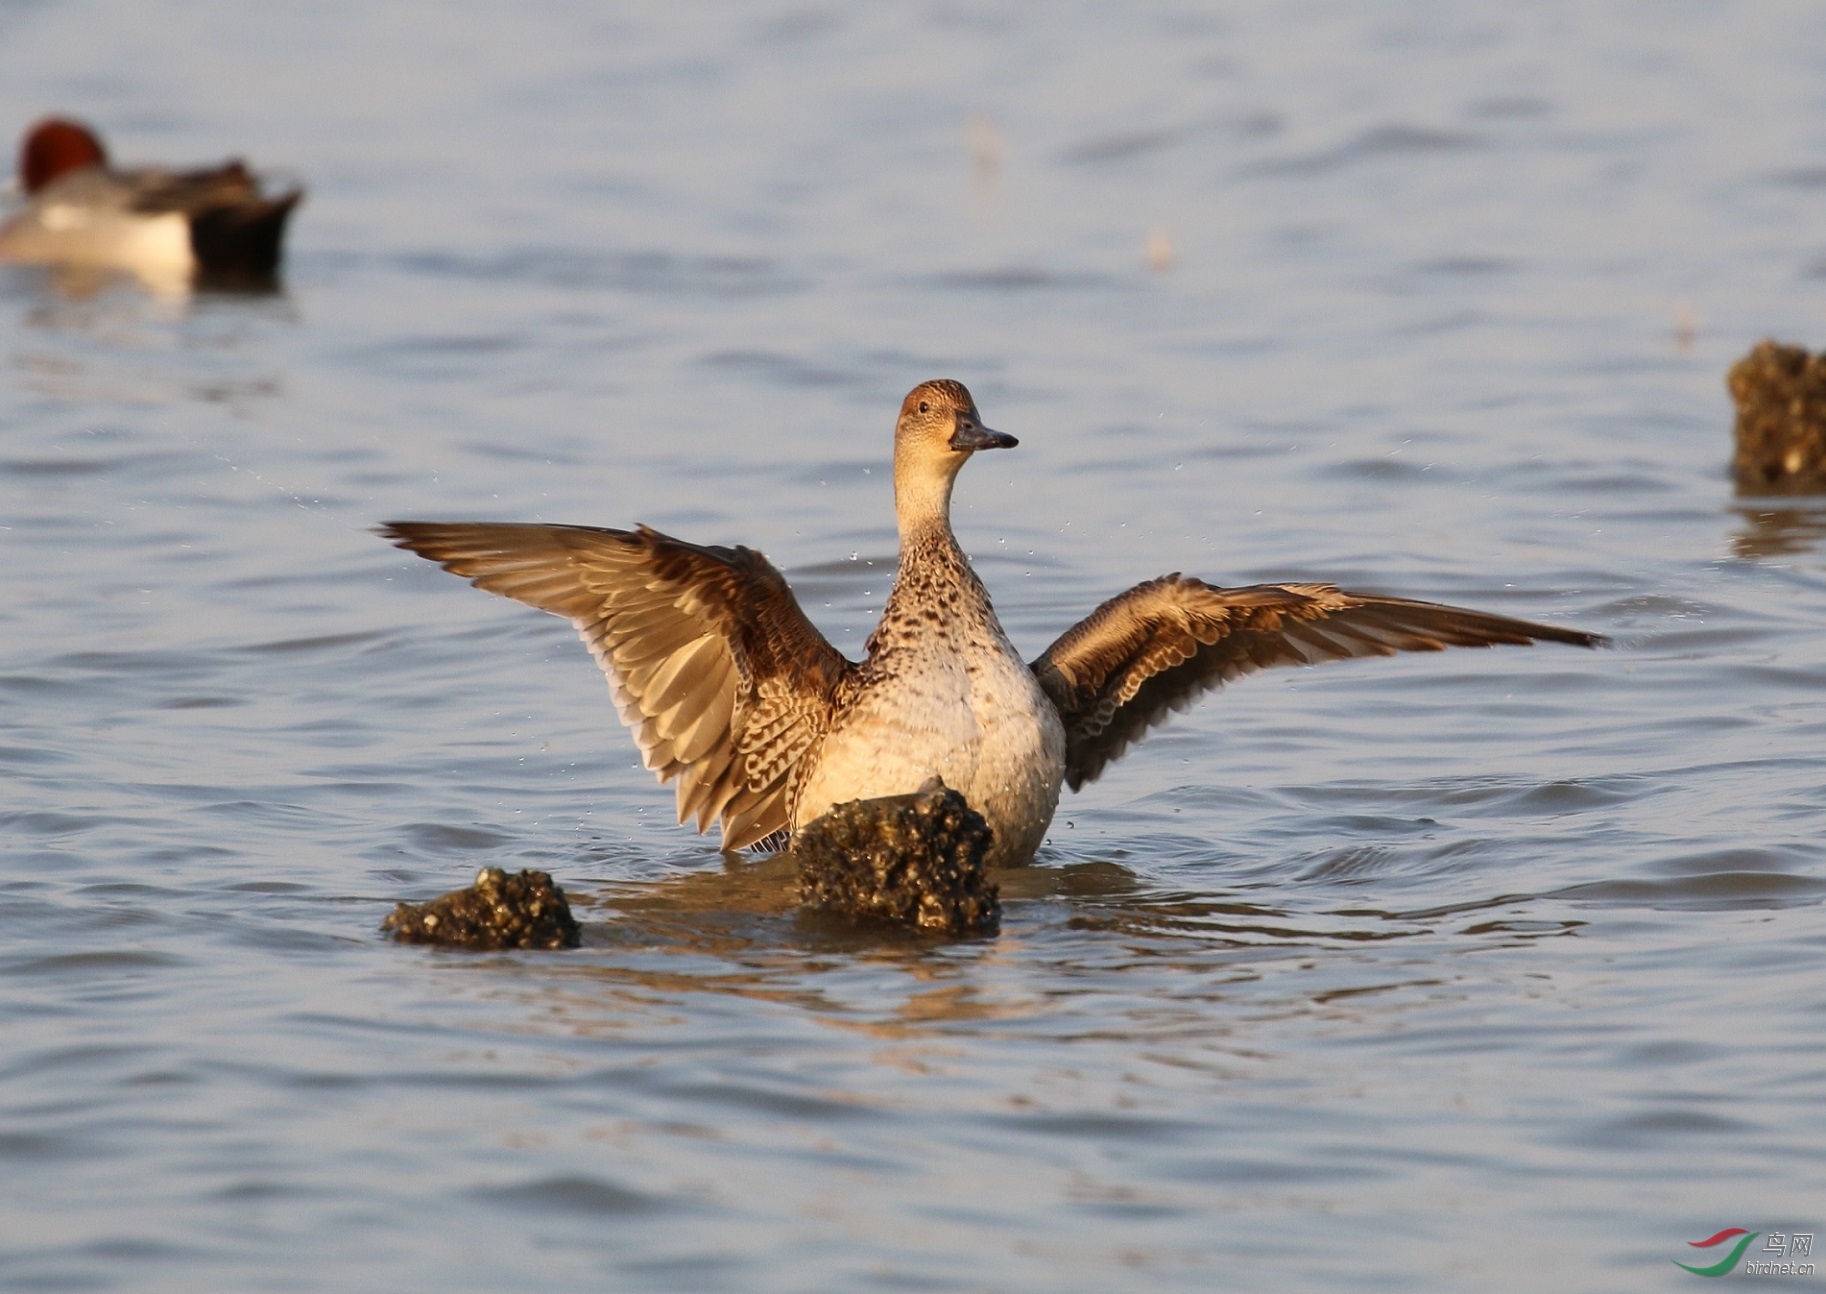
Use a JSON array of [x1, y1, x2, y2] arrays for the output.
[[1032, 575, 1604, 791], [380, 521, 853, 851]]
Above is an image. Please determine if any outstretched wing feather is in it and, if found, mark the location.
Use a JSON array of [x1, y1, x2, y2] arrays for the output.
[[379, 520, 851, 850], [1033, 576, 1602, 790]]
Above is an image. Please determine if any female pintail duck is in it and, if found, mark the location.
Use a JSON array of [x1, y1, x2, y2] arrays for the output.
[[382, 380, 1603, 867], [0, 117, 302, 286]]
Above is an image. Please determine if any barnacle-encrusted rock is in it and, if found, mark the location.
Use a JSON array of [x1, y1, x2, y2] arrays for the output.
[[383, 867, 580, 950], [793, 779, 1001, 936], [1729, 339, 1826, 492]]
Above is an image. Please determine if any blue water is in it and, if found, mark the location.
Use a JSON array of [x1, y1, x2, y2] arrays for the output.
[[2, 1, 1824, 1290]]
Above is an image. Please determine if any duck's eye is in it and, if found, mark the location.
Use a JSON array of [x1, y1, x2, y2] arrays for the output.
[[918, 400, 929, 413]]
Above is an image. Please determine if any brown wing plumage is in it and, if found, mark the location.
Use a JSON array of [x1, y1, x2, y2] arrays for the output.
[[124, 161, 263, 214], [1032, 575, 1604, 791], [379, 521, 853, 850]]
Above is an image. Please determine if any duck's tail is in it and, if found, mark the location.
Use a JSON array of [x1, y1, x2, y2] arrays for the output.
[[188, 187, 303, 284]]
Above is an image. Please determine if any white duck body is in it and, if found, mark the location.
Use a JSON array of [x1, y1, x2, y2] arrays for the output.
[[0, 167, 194, 279], [793, 527, 1066, 869]]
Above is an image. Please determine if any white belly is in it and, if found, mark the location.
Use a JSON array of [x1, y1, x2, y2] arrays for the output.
[[794, 643, 1066, 867]]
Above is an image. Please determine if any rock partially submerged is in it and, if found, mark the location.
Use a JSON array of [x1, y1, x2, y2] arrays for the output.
[[383, 867, 580, 950], [380, 789, 1002, 947], [1729, 339, 1826, 492], [793, 780, 1001, 937]]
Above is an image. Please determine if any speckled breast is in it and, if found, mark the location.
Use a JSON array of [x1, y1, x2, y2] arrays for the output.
[[792, 632, 1065, 867]]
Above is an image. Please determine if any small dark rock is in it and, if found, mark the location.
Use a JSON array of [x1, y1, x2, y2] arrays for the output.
[[1729, 338, 1826, 492], [793, 780, 1001, 937], [383, 867, 580, 950]]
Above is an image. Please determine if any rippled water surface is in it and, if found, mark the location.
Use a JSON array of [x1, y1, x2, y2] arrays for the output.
[[5, 2, 1826, 1290]]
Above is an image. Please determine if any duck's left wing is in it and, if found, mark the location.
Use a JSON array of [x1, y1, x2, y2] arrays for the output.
[[380, 521, 853, 851], [125, 162, 265, 213], [1031, 575, 1604, 790]]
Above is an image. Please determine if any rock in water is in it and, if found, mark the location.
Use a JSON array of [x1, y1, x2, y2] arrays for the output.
[[793, 780, 1001, 936], [1729, 339, 1826, 492], [383, 867, 580, 950]]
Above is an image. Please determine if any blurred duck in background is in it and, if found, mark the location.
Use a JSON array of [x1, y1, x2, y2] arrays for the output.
[[0, 116, 302, 291]]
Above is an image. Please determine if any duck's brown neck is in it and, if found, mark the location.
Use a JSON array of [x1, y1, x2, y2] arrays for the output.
[[876, 449, 1001, 648], [867, 514, 997, 661], [892, 451, 960, 544]]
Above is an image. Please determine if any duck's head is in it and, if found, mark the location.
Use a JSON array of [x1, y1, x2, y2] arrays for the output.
[[892, 379, 1016, 533], [19, 117, 107, 194], [895, 378, 1015, 460]]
